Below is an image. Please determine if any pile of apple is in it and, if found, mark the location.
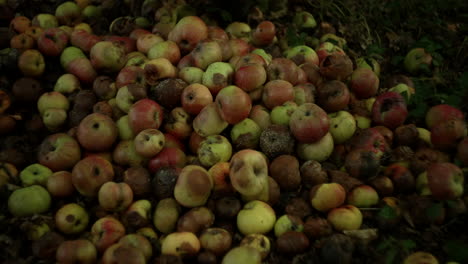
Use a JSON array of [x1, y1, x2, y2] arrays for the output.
[[0, 1, 467, 264]]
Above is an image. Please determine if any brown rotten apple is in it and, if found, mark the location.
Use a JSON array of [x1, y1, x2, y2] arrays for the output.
[[174, 165, 213, 207], [289, 103, 330, 143], [77, 113, 118, 152]]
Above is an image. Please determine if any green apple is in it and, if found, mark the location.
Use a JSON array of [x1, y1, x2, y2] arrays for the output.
[[355, 57, 381, 77], [42, 108, 68, 131], [117, 115, 135, 140], [222, 246, 262, 264], [293, 11, 317, 29], [54, 73, 81, 94], [82, 5, 102, 20], [270, 101, 297, 126], [20, 163, 53, 187], [115, 86, 136, 113], [55, 203, 89, 234], [55, 1, 81, 25], [417, 127, 432, 146], [237, 200, 276, 235], [347, 185, 379, 207], [202, 62, 234, 95], [198, 135, 232, 168], [416, 171, 432, 196], [284, 45, 319, 65], [404, 48, 432, 75], [60, 46, 86, 69], [328, 110, 356, 144], [297, 132, 334, 162], [354, 114, 372, 129], [32, 13, 58, 29], [225, 22, 251, 41], [8, 185, 51, 217], [274, 214, 304, 237], [389, 83, 414, 101], [230, 118, 262, 150], [193, 102, 229, 137], [179, 67, 204, 84], [37, 91, 70, 115]]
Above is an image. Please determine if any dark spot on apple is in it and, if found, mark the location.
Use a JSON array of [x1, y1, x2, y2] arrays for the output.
[[305, 110, 311, 116], [187, 93, 194, 100], [92, 123, 100, 129], [93, 167, 100, 176], [33, 171, 38, 175], [253, 166, 262, 176], [75, 219, 81, 226], [231, 160, 243, 173], [159, 141, 163, 146], [334, 124, 338, 128], [66, 214, 75, 223], [145, 134, 150, 141], [260, 238, 266, 247]]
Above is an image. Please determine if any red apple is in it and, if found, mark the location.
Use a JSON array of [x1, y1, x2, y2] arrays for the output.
[[37, 27, 69, 57], [38, 133, 81, 172], [128, 99, 164, 135], [427, 162, 464, 200], [181, 83, 213, 115], [70, 29, 101, 53], [115, 65, 146, 89], [349, 68, 379, 99], [66, 57, 97, 84], [267, 58, 299, 85], [168, 16, 208, 54], [289, 103, 330, 143], [72, 155, 114, 197], [262, 80, 295, 109], [77, 113, 118, 152], [425, 104, 465, 129], [235, 63, 267, 92], [431, 119, 467, 150], [316, 80, 350, 112], [18, 49, 45, 77], [372, 91, 408, 130], [251, 21, 276, 46], [215, 85, 252, 124], [148, 147, 187, 173]]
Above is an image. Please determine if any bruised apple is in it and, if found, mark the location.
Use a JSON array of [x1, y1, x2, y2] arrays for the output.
[[289, 103, 330, 143]]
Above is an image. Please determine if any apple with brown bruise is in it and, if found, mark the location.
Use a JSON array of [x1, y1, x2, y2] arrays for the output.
[[91, 216, 126, 253], [431, 119, 467, 150], [98, 181, 134, 212], [177, 206, 215, 234], [215, 85, 252, 124], [289, 103, 330, 143], [55, 203, 89, 235], [425, 104, 464, 129], [349, 68, 379, 99], [199, 228, 232, 256], [174, 165, 213, 207], [72, 155, 114, 197], [310, 183, 346, 212], [344, 148, 380, 179], [161, 231, 201, 257], [316, 80, 350, 112], [168, 16, 208, 54], [229, 149, 268, 197], [123, 166, 152, 197], [128, 98, 164, 135], [56, 239, 97, 264], [384, 163, 415, 193], [208, 161, 235, 197], [267, 58, 299, 85], [327, 205, 363, 231], [262, 80, 295, 109], [149, 78, 187, 110], [427, 162, 464, 200], [319, 53, 353, 81], [148, 147, 186, 173], [101, 243, 145, 264]]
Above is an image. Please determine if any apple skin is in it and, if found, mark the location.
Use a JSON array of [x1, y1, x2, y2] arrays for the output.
[[267, 58, 299, 85], [235, 63, 267, 92], [208, 162, 235, 197], [115, 65, 146, 89], [319, 53, 353, 81], [55, 203, 89, 235], [136, 33, 164, 54], [262, 80, 295, 109], [9, 16, 31, 34], [19, 163, 53, 187], [98, 181, 134, 212], [316, 80, 350, 112], [128, 99, 164, 135], [69, 29, 101, 53], [161, 232, 201, 257], [8, 185, 51, 217], [18, 49, 45, 77], [71, 155, 114, 197], [231, 118, 262, 150], [168, 16, 208, 54], [234, 53, 267, 70], [284, 45, 319, 66], [289, 103, 330, 143], [215, 85, 252, 125], [181, 83, 213, 115], [144, 58, 178, 85], [191, 40, 223, 70], [9, 33, 35, 52], [430, 119, 467, 151], [90, 216, 126, 253], [202, 61, 234, 95], [147, 147, 187, 174], [327, 205, 363, 231], [174, 165, 213, 208], [347, 185, 379, 207], [37, 28, 69, 57], [56, 239, 97, 264], [402, 252, 439, 264], [198, 135, 232, 168], [427, 162, 464, 200], [425, 104, 465, 129], [349, 68, 379, 99], [66, 57, 98, 84], [222, 246, 262, 264], [90, 41, 127, 73], [134, 128, 165, 158], [372, 91, 408, 130], [179, 66, 204, 84], [54, 73, 80, 94], [229, 149, 269, 197], [38, 133, 81, 172], [164, 107, 193, 140], [404, 48, 432, 75], [251, 21, 276, 46], [237, 200, 276, 235], [193, 102, 229, 137], [310, 183, 346, 212], [101, 243, 146, 264], [147, 40, 181, 64], [328, 111, 356, 144], [77, 113, 118, 152]]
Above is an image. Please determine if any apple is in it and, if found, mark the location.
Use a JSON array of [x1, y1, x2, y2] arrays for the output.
[[267, 58, 299, 85], [72, 155, 114, 197], [18, 49, 45, 77], [199, 227, 232, 256], [147, 40, 181, 64], [119, 234, 153, 261], [38, 133, 81, 172], [388, 83, 415, 101], [9, 16, 31, 34], [309, 183, 346, 212], [113, 140, 147, 167], [136, 33, 164, 54], [230, 118, 262, 150], [147, 147, 186, 173], [226, 22, 251, 40], [90, 41, 127, 73], [425, 104, 464, 129], [8, 185, 51, 217], [55, 1, 81, 25], [181, 83, 213, 115], [235, 63, 267, 92], [103, 35, 136, 54], [55, 203, 89, 234], [344, 148, 381, 179], [36, 28, 69, 57], [293, 83, 316, 105], [251, 21, 276, 46], [24, 26, 44, 41], [348, 127, 390, 158], [316, 80, 350, 112], [42, 108, 67, 131], [90, 216, 126, 253], [319, 53, 353, 81], [193, 102, 229, 137], [128, 98, 164, 135], [349, 68, 379, 99], [427, 162, 464, 200], [69, 29, 101, 53], [208, 162, 235, 197], [229, 149, 268, 196], [179, 66, 204, 84], [270, 101, 298, 126], [9, 33, 35, 52], [31, 13, 58, 29], [115, 84, 148, 113], [347, 185, 379, 207], [134, 128, 165, 158], [161, 232, 201, 257], [54, 73, 80, 94], [215, 85, 252, 124], [46, 171, 75, 197], [228, 38, 251, 58], [403, 252, 439, 264], [191, 40, 223, 70], [249, 104, 272, 131], [262, 80, 295, 109], [66, 57, 98, 84], [457, 137, 468, 166], [19, 163, 53, 187], [284, 45, 319, 66], [327, 205, 363, 231], [430, 119, 467, 150], [202, 62, 234, 95], [289, 103, 330, 143], [234, 53, 267, 70], [143, 58, 178, 85], [115, 66, 146, 89], [198, 135, 232, 168], [98, 181, 134, 212], [355, 57, 381, 77], [168, 16, 208, 53], [102, 244, 145, 264], [56, 239, 97, 264], [174, 165, 213, 207], [76, 113, 118, 152], [328, 110, 356, 144], [404, 48, 432, 75], [222, 246, 262, 264], [237, 200, 276, 235], [372, 91, 408, 130], [164, 107, 192, 139]]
